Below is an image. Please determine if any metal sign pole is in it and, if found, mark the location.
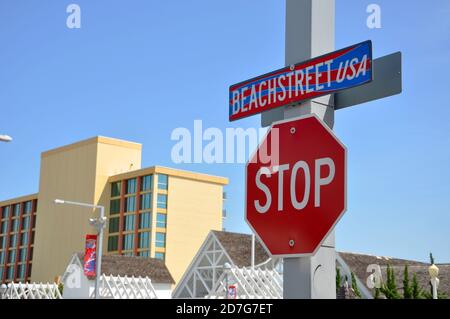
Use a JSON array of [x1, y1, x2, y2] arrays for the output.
[[282, 0, 337, 299], [251, 233, 255, 269]]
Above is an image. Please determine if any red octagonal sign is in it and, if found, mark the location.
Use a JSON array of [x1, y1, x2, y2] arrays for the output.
[[246, 114, 347, 257]]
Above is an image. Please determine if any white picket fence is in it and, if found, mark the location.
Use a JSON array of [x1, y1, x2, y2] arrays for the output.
[[1, 274, 159, 299], [1, 282, 62, 299], [95, 274, 158, 299]]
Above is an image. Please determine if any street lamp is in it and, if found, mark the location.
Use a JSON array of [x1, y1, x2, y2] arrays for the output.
[[223, 262, 232, 299], [54, 199, 106, 299], [0, 135, 13, 142], [428, 264, 440, 300]]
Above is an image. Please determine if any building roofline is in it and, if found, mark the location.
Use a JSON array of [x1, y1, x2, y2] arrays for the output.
[[0, 193, 38, 206], [63, 253, 175, 284], [338, 251, 430, 264], [41, 136, 142, 158], [108, 165, 229, 185]]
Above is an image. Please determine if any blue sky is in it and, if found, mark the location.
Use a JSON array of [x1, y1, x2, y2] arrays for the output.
[[1, 0, 449, 262]]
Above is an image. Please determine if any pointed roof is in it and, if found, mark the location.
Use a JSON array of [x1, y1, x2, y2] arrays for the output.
[[212, 231, 270, 267], [71, 253, 174, 284]]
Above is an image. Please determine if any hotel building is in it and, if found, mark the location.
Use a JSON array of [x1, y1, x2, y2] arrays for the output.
[[0, 136, 227, 285]]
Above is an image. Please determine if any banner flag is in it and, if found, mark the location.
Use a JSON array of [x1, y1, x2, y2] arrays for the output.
[[84, 234, 97, 277]]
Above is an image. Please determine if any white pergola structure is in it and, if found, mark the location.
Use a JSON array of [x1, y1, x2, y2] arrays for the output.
[[173, 231, 282, 299], [172, 231, 385, 300], [94, 274, 158, 299], [1, 282, 62, 299], [207, 266, 283, 299], [61, 253, 173, 299]]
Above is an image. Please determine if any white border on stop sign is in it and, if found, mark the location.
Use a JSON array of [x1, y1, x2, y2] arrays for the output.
[[244, 113, 348, 258]]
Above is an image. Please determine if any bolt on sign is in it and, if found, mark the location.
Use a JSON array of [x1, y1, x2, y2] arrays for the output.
[[245, 115, 346, 257], [229, 41, 373, 122]]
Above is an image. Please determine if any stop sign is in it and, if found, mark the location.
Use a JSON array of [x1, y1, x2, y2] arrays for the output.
[[246, 114, 347, 257]]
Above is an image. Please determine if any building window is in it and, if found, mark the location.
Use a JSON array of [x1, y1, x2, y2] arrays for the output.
[[126, 178, 137, 194], [157, 174, 168, 190], [1, 221, 8, 234], [1, 206, 10, 219], [107, 236, 119, 252], [13, 204, 20, 217], [17, 264, 26, 279], [155, 252, 165, 261], [122, 234, 134, 251], [138, 232, 150, 249], [141, 175, 153, 192], [9, 249, 16, 263], [155, 232, 166, 248], [138, 251, 150, 258], [123, 215, 135, 232], [0, 236, 5, 249], [109, 217, 120, 233], [24, 201, 32, 214], [20, 232, 29, 246], [22, 216, 31, 230], [0, 266, 3, 280], [125, 196, 136, 212], [110, 199, 121, 215], [140, 193, 152, 210], [11, 219, 19, 232], [139, 212, 151, 229], [111, 182, 121, 197], [157, 194, 167, 209], [156, 213, 167, 228], [6, 266, 14, 280], [19, 248, 28, 263], [10, 234, 18, 247], [0, 251, 5, 264]]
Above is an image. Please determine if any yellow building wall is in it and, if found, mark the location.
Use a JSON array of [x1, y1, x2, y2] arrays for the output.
[[164, 175, 224, 285], [94, 139, 142, 255], [31, 137, 141, 282]]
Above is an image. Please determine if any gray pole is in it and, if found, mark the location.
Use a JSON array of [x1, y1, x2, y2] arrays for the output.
[[54, 199, 105, 299], [282, 0, 337, 299], [223, 262, 231, 299], [251, 233, 255, 269], [225, 275, 229, 299], [94, 206, 104, 299]]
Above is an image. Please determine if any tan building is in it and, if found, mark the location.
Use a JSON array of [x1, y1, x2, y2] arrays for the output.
[[0, 136, 228, 285], [0, 194, 38, 283]]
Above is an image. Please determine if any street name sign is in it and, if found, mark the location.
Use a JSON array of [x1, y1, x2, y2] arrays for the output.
[[245, 115, 346, 256], [261, 52, 403, 127], [229, 40, 373, 122]]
